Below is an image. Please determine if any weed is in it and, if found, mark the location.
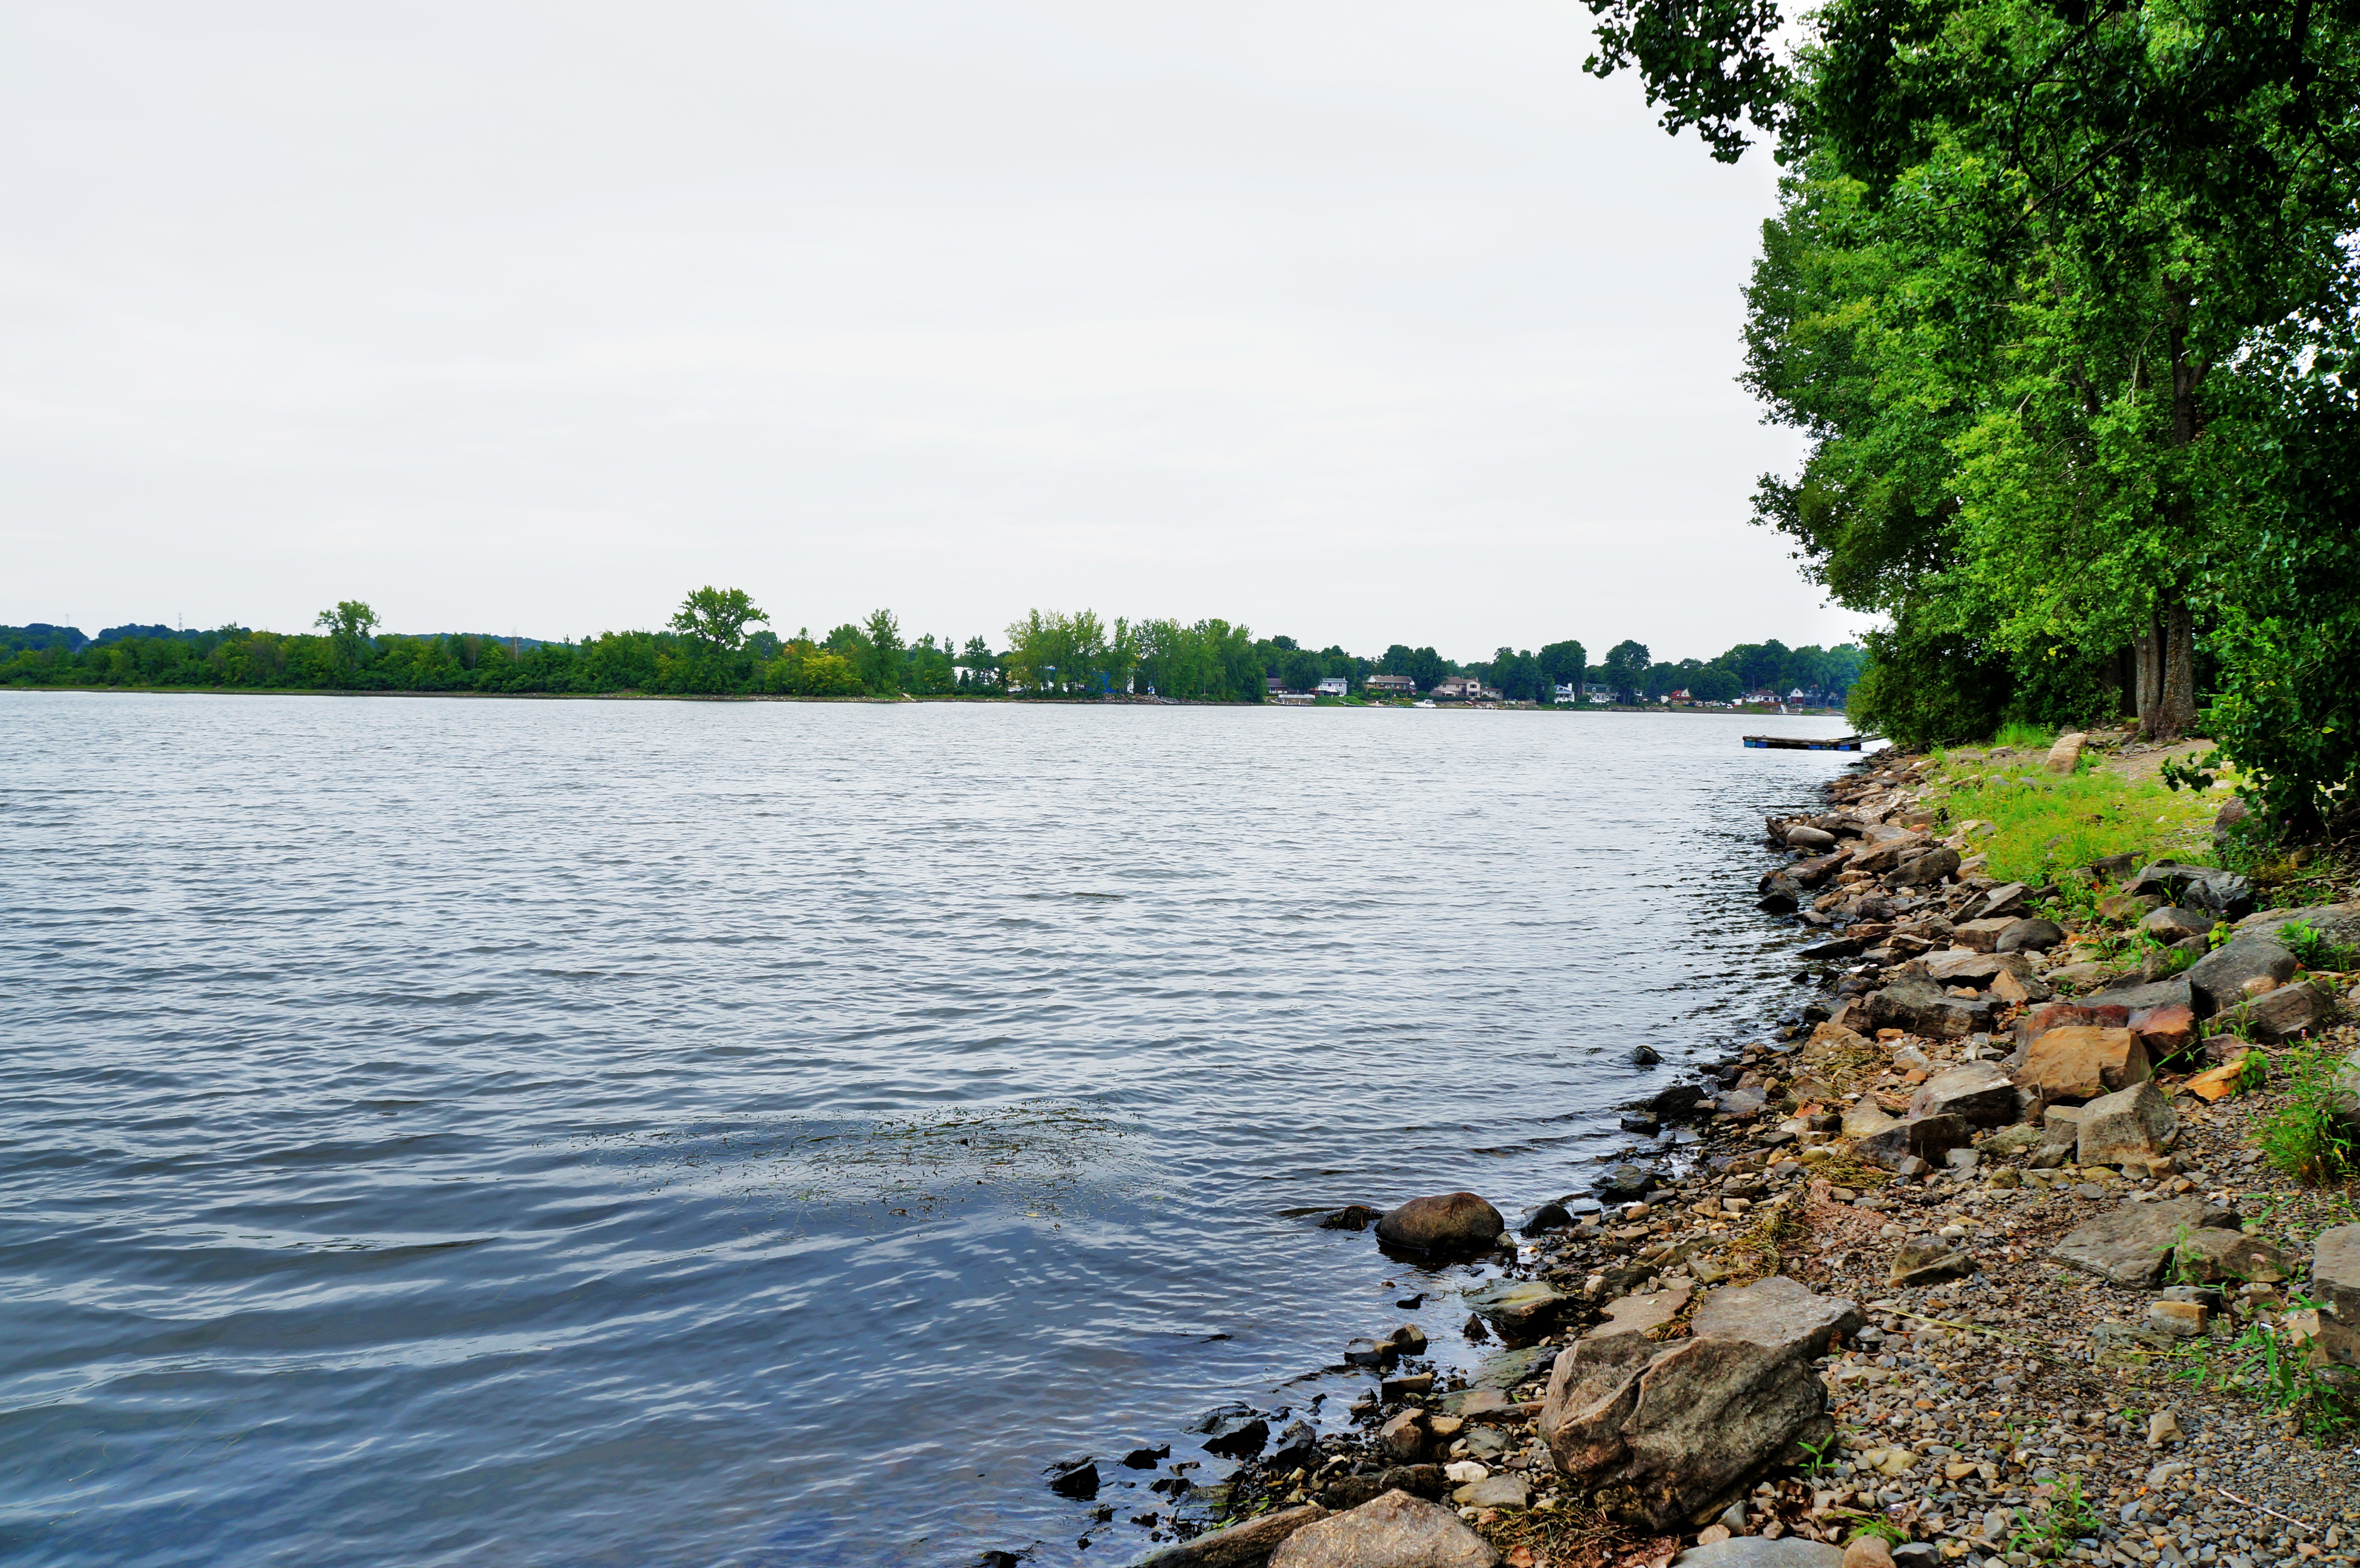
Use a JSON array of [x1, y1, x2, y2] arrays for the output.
[[1848, 1516, 1910, 1547], [1793, 1429, 1843, 1479], [2275, 918, 2360, 973], [2008, 1477, 2103, 1556], [2173, 1307, 2360, 1442], [2257, 1040, 2359, 1184], [1993, 721, 2058, 751]]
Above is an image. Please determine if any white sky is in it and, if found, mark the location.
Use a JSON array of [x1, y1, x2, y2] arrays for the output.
[[0, 1, 1862, 663]]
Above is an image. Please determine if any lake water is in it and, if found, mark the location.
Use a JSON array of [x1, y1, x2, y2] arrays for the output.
[[0, 694, 1860, 1568]]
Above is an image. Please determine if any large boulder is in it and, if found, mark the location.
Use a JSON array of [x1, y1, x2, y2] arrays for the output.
[[2045, 732, 2089, 774], [1540, 1276, 1861, 1530], [1267, 1490, 1501, 1568], [1376, 1192, 1505, 1255], [1141, 1504, 1332, 1568], [2052, 1197, 2240, 1287], [1908, 1061, 2021, 1127], [2077, 1080, 2177, 1166], [2184, 936, 2297, 1018], [1786, 824, 1838, 851], [2014, 1027, 2150, 1104], [1866, 980, 1995, 1039]]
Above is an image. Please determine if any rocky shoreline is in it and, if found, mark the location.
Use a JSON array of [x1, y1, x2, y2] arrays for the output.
[[1022, 741, 2360, 1568]]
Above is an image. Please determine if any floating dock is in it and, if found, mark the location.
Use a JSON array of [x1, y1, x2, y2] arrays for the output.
[[1744, 734, 1864, 751]]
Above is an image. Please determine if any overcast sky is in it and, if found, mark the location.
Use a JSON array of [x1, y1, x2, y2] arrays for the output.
[[1, 1, 1859, 663]]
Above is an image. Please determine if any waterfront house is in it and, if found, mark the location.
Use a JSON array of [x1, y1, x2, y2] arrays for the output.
[[1432, 675, 1481, 700], [1315, 676, 1349, 698], [1364, 673, 1416, 696]]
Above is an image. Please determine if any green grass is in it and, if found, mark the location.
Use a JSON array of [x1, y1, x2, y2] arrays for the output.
[[1927, 762, 2217, 883], [1993, 721, 2058, 750]]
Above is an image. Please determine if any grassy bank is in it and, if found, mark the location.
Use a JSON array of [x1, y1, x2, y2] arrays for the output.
[[1920, 734, 2224, 883]]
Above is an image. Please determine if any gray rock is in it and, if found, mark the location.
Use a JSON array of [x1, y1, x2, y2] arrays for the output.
[[1887, 847, 1962, 888], [1865, 979, 1995, 1039], [1857, 1113, 1970, 1170], [1267, 1489, 1502, 1568], [2170, 1228, 2292, 1285], [2237, 900, 2360, 953], [2213, 797, 2252, 848], [2216, 980, 2334, 1043], [2077, 1080, 2177, 1166], [2125, 860, 2254, 919], [1997, 917, 2066, 954], [2142, 906, 2217, 944], [1674, 1537, 1846, 1568], [1974, 882, 2033, 921], [2052, 1197, 2241, 1287], [1786, 825, 1838, 851], [1376, 1192, 1505, 1255], [1539, 1275, 1860, 1530], [1451, 1474, 1529, 1509], [1140, 1504, 1332, 1568], [2183, 936, 2297, 1019], [1907, 1061, 2020, 1127], [1465, 1279, 1577, 1339], [2310, 1224, 2360, 1325], [2074, 977, 2195, 1016]]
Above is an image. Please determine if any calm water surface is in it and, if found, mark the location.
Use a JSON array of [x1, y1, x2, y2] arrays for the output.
[[0, 695, 1860, 1567]]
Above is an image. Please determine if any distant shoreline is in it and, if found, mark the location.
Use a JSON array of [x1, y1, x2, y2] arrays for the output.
[[1, 685, 1851, 716]]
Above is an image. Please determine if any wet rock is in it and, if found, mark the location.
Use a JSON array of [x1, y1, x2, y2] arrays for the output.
[[1344, 1338, 1396, 1369], [1621, 1113, 1663, 1136], [1270, 1419, 1319, 1469], [1046, 1457, 1100, 1498], [1906, 1060, 2020, 1127], [1996, 917, 2065, 954], [1124, 1444, 1171, 1468], [1203, 1413, 1271, 1459], [1267, 1488, 1502, 1568], [1318, 1204, 1381, 1231], [1677, 1542, 1844, 1568], [2015, 1026, 2150, 1104], [1631, 1044, 1664, 1066], [1647, 1083, 1709, 1121], [1888, 1242, 1978, 1286], [1521, 1201, 1573, 1236], [2183, 935, 2296, 1018], [1381, 1372, 1434, 1402], [1465, 1279, 1576, 1339], [1139, 1502, 1332, 1568], [2052, 1197, 2240, 1287], [2076, 1079, 2176, 1166], [1385, 1323, 1428, 1356], [1599, 1164, 1664, 1199], [1539, 1276, 1860, 1531], [1375, 1192, 1504, 1255]]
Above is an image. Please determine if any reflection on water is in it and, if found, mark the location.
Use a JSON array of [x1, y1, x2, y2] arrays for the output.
[[0, 694, 1855, 1567]]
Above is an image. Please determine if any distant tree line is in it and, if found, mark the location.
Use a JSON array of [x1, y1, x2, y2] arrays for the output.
[[1, 592, 1858, 706]]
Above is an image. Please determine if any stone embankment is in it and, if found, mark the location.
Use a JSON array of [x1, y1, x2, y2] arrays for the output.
[[1041, 742, 2360, 1568]]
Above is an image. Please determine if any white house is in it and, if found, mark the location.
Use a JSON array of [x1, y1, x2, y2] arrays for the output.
[[1315, 676, 1350, 697]]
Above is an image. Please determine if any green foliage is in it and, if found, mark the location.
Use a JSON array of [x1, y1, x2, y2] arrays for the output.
[[2276, 919, 2360, 974], [2257, 1040, 2359, 1186], [1992, 723, 2053, 751], [2175, 1304, 2359, 1443], [2008, 1477, 2102, 1556], [1930, 760, 2211, 884]]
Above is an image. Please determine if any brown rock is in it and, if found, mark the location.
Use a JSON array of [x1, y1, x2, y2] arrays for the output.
[[2015, 1027, 2149, 1104], [1378, 1410, 1429, 1464], [1375, 1192, 1505, 1255], [1955, 917, 2019, 953], [1907, 1061, 2021, 1127], [2171, 1227, 2293, 1285], [1846, 1535, 1898, 1568], [2076, 1080, 2177, 1167], [2128, 1004, 2197, 1062]]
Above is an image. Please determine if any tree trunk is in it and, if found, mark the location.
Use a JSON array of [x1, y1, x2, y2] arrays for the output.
[[2133, 616, 2162, 735], [2156, 599, 2197, 739]]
